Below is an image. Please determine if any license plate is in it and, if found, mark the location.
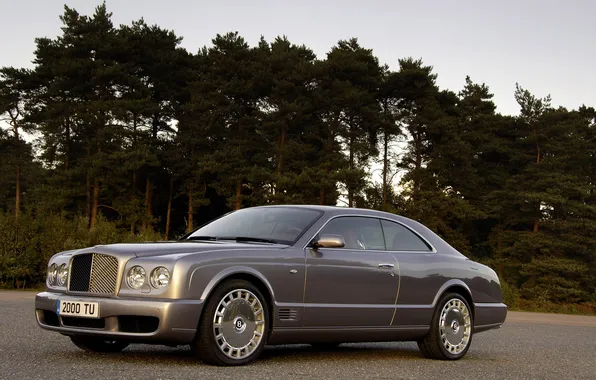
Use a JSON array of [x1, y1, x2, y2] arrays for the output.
[[57, 300, 100, 318]]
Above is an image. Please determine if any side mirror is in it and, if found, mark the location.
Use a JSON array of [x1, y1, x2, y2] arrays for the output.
[[312, 234, 345, 249]]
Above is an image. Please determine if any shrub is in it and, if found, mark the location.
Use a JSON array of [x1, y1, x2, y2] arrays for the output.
[[0, 212, 164, 288]]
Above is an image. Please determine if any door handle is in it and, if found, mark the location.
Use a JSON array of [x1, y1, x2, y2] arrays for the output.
[[378, 263, 394, 269]]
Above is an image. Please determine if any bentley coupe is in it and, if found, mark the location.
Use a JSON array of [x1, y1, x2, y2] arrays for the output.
[[35, 205, 507, 365]]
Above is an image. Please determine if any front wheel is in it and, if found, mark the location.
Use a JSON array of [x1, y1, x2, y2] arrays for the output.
[[70, 336, 129, 353], [417, 293, 473, 360], [192, 279, 269, 366]]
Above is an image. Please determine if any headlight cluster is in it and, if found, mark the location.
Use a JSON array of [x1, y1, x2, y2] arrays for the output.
[[47, 263, 68, 287], [126, 266, 170, 290]]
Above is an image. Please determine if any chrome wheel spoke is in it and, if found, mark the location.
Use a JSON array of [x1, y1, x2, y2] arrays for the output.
[[439, 298, 472, 355], [213, 288, 265, 360]]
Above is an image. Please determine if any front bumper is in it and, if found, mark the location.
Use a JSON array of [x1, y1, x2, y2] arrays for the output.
[[35, 292, 204, 345]]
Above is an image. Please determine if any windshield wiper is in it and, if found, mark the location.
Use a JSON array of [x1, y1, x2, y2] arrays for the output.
[[222, 236, 279, 244], [186, 236, 219, 241]]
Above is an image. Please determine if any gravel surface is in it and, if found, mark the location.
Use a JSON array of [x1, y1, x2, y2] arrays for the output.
[[1, 291, 595, 380]]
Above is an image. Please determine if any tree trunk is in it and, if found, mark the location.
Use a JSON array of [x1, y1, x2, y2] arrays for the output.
[[86, 172, 91, 220], [235, 180, 242, 210], [85, 144, 92, 221], [533, 126, 541, 232], [165, 176, 174, 240], [187, 185, 193, 233], [319, 188, 325, 205], [144, 177, 152, 229], [276, 127, 286, 189], [496, 225, 504, 278], [348, 133, 355, 208], [90, 179, 99, 229], [10, 112, 21, 218], [382, 127, 389, 210], [413, 129, 423, 202], [64, 118, 70, 171], [15, 165, 21, 219], [130, 171, 137, 235]]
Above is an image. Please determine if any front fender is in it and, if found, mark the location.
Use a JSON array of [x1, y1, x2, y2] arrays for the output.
[[188, 264, 276, 302]]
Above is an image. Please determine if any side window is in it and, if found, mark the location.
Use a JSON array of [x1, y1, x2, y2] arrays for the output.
[[381, 220, 431, 251], [319, 217, 385, 250]]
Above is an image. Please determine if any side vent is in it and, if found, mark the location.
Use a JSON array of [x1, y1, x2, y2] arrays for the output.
[[278, 308, 298, 321]]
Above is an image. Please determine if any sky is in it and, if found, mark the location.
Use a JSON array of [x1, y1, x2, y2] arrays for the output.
[[0, 0, 594, 116]]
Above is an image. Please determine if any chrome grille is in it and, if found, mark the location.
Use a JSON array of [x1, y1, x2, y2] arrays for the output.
[[68, 253, 119, 294], [89, 254, 119, 294]]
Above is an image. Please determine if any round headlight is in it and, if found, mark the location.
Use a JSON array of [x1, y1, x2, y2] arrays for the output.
[[57, 264, 68, 287], [126, 266, 146, 289], [150, 267, 170, 288], [47, 263, 57, 286]]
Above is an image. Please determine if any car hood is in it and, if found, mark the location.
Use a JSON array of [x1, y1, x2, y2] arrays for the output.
[[58, 241, 287, 258]]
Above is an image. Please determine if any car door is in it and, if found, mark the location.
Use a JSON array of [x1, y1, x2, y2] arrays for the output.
[[379, 219, 443, 327], [303, 216, 399, 327]]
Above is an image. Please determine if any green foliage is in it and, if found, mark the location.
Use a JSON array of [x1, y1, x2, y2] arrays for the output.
[[0, 3, 595, 310], [500, 280, 520, 309], [0, 212, 162, 287]]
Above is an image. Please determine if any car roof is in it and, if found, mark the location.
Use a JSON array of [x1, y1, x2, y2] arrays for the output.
[[252, 204, 406, 219], [250, 204, 465, 257]]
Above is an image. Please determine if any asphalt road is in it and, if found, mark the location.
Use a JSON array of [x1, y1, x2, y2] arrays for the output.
[[1, 291, 595, 380]]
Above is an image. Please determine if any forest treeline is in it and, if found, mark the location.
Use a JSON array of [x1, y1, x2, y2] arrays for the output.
[[1, 4, 595, 309]]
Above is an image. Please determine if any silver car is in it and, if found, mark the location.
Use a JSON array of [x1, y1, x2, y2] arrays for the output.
[[35, 205, 507, 366]]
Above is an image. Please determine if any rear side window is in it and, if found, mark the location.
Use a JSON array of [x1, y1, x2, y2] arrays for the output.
[[381, 220, 431, 251]]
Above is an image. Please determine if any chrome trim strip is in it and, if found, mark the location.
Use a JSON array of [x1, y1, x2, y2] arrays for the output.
[[272, 325, 429, 331], [474, 302, 507, 308], [389, 257, 401, 326], [275, 302, 398, 309]]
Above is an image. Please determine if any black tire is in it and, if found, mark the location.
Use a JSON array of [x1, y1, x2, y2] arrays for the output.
[[192, 279, 269, 366], [417, 292, 474, 360], [70, 336, 129, 353]]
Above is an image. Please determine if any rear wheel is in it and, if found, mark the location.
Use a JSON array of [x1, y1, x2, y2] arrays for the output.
[[417, 292, 473, 360], [70, 336, 129, 353], [192, 279, 269, 366]]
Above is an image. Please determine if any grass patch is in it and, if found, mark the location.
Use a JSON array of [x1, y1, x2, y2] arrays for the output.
[[511, 300, 596, 316]]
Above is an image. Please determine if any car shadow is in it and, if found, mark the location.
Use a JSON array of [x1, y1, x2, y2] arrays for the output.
[[50, 342, 425, 366], [259, 343, 423, 362]]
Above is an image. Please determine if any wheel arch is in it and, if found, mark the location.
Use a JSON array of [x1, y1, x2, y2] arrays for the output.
[[432, 279, 475, 319], [198, 267, 276, 333]]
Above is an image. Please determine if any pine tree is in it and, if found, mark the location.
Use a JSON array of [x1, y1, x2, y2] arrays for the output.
[[0, 67, 36, 218], [256, 36, 319, 204], [190, 33, 269, 211], [376, 66, 403, 211], [318, 38, 382, 206]]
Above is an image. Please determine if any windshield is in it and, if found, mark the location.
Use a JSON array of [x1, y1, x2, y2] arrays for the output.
[[186, 207, 323, 245]]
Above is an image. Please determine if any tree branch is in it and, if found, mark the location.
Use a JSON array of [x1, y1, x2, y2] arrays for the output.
[[97, 204, 122, 217]]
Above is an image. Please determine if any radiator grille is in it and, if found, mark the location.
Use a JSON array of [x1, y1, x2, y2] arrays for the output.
[[69, 254, 92, 291], [68, 253, 119, 294]]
